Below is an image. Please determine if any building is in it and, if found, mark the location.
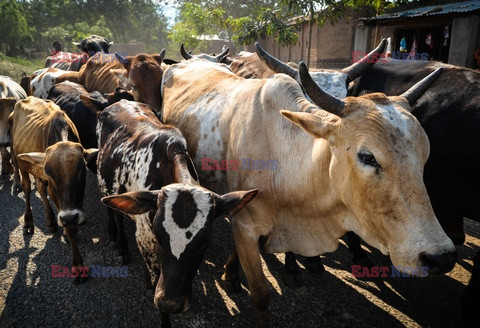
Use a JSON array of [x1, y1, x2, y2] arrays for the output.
[[356, 0, 480, 68], [251, 1, 480, 69]]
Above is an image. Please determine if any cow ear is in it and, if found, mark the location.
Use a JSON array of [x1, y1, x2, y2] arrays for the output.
[[280, 110, 339, 141], [186, 154, 199, 182], [80, 94, 108, 113], [17, 152, 48, 180], [214, 189, 258, 218], [101, 190, 160, 215], [84, 148, 98, 173], [73, 41, 81, 48]]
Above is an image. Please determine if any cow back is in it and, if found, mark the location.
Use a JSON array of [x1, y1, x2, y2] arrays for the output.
[[10, 96, 80, 155]]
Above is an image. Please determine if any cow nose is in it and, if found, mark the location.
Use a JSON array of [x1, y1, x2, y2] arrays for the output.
[[59, 213, 79, 226], [154, 296, 189, 314], [419, 251, 457, 275]]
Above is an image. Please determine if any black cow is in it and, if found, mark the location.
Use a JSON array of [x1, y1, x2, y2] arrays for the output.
[[96, 100, 257, 328], [351, 59, 480, 324], [47, 81, 133, 149]]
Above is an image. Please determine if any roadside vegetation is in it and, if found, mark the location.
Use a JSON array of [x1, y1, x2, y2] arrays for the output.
[[0, 54, 43, 82]]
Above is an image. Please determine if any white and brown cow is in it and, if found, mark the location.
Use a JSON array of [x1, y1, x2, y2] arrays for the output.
[[28, 67, 73, 98], [0, 76, 27, 175], [161, 58, 456, 326], [96, 99, 257, 327], [9, 96, 97, 284]]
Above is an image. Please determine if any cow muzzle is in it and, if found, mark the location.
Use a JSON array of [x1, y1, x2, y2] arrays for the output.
[[58, 210, 85, 227], [419, 250, 457, 275], [154, 294, 190, 314]]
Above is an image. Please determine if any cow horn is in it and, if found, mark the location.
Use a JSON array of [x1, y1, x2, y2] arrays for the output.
[[216, 47, 229, 61], [400, 67, 443, 106], [115, 52, 129, 65], [299, 61, 345, 116], [342, 38, 387, 83], [255, 42, 298, 80], [180, 43, 192, 60], [158, 49, 166, 62]]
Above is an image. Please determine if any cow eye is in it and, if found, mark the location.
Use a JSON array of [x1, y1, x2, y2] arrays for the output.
[[358, 151, 381, 169]]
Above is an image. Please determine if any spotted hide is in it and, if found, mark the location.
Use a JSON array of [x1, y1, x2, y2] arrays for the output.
[[161, 58, 456, 326], [9, 96, 97, 284], [96, 99, 257, 327]]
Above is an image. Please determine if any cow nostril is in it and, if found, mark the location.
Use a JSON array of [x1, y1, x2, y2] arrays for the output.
[[154, 297, 189, 314], [419, 251, 457, 275]]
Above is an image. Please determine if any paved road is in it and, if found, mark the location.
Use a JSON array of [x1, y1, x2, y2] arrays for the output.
[[0, 170, 478, 328]]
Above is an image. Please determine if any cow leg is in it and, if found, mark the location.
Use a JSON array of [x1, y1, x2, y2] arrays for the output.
[[283, 252, 303, 288], [233, 227, 269, 328], [346, 231, 374, 267], [221, 250, 241, 292], [113, 210, 130, 264], [11, 148, 21, 191], [461, 251, 480, 324], [106, 207, 118, 248], [36, 177, 58, 232], [20, 170, 34, 234], [0, 147, 14, 175], [64, 224, 87, 284]]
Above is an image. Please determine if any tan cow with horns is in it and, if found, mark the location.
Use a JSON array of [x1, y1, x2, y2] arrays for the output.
[[161, 56, 456, 326]]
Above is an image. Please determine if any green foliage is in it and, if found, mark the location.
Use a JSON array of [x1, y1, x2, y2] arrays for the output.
[[227, 9, 299, 46], [0, 0, 170, 58], [169, 2, 226, 53]]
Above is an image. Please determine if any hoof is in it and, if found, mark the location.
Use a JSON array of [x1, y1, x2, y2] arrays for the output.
[[23, 226, 34, 235], [304, 257, 326, 274], [46, 225, 58, 233], [283, 272, 304, 288]]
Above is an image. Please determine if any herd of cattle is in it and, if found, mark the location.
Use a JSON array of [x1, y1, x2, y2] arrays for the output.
[[0, 34, 479, 327]]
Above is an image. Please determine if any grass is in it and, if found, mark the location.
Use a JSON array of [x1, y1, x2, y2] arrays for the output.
[[0, 53, 44, 82]]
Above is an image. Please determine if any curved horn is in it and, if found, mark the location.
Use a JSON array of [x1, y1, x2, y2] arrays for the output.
[[255, 42, 298, 80], [180, 43, 192, 60], [342, 38, 387, 83], [216, 47, 229, 61], [299, 61, 345, 116], [115, 52, 129, 65], [401, 67, 443, 106], [158, 48, 166, 62]]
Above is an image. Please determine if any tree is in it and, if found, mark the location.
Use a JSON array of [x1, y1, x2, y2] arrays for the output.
[[0, 0, 32, 56]]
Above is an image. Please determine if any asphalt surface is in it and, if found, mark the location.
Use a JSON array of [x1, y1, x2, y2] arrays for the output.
[[0, 168, 479, 328]]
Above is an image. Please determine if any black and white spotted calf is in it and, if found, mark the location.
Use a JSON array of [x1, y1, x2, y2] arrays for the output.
[[96, 100, 257, 327]]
